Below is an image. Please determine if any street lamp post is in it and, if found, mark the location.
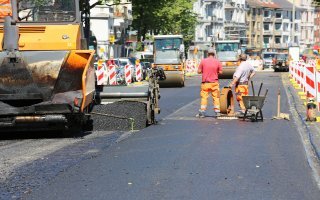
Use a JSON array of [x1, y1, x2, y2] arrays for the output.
[[291, 0, 295, 46]]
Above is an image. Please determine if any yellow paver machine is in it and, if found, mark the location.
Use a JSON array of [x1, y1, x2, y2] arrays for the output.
[[0, 0, 165, 132], [0, 0, 96, 132]]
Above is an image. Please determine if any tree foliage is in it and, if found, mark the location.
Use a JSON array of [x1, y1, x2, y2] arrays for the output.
[[132, 0, 197, 46]]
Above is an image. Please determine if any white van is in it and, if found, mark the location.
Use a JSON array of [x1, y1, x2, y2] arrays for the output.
[[134, 51, 154, 60], [262, 52, 277, 70]]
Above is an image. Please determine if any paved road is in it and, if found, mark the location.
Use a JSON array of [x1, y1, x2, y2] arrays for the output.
[[26, 72, 320, 200]]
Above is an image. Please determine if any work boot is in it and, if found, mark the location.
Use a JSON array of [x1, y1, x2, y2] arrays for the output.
[[196, 110, 205, 118]]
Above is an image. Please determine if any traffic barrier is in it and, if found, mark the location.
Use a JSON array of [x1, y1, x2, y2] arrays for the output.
[[108, 64, 117, 85], [135, 64, 142, 82], [124, 64, 132, 84], [96, 60, 107, 85], [305, 60, 316, 98], [289, 59, 320, 111], [185, 59, 195, 76]]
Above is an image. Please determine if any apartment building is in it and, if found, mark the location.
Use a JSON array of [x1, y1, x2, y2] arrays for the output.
[[315, 6, 320, 44], [193, 0, 246, 49], [90, 0, 133, 59], [246, 0, 302, 51], [295, 0, 315, 49]]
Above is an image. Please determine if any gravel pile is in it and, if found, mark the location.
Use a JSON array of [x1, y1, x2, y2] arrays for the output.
[[91, 101, 147, 131]]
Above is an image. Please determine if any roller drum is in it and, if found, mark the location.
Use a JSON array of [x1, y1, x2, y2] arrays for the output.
[[158, 71, 185, 87]]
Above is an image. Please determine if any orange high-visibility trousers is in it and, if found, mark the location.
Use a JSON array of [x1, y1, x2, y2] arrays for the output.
[[200, 82, 220, 112], [235, 84, 249, 111], [0, 0, 12, 19]]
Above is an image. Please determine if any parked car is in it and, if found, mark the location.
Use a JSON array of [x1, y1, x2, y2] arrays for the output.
[[272, 53, 289, 72], [262, 52, 277, 70]]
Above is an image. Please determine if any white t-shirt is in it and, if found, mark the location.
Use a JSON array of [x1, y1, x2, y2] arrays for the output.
[[233, 61, 255, 83]]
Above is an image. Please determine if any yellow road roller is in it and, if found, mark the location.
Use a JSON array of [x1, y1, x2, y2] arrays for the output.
[[153, 35, 185, 87]]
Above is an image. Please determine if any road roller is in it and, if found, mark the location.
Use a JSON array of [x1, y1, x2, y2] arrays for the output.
[[153, 35, 185, 87], [213, 40, 241, 79]]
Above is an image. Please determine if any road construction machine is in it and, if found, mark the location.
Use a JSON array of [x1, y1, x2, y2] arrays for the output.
[[153, 35, 185, 87], [0, 0, 164, 133], [213, 40, 241, 79]]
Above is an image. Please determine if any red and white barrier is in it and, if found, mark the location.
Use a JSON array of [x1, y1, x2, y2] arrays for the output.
[[186, 59, 193, 73], [305, 61, 316, 98], [135, 64, 142, 82], [290, 59, 320, 110], [124, 64, 132, 84], [108, 64, 117, 85], [96, 60, 107, 85]]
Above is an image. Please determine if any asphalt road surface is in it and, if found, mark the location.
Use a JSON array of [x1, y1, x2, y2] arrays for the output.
[[1, 72, 320, 200]]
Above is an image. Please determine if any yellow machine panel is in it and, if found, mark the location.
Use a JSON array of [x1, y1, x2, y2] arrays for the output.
[[0, 24, 81, 51]]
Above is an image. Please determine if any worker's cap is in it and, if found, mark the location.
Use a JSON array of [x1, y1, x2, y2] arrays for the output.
[[208, 48, 215, 54], [239, 53, 247, 60]]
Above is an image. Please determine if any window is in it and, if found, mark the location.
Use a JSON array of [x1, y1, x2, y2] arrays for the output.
[[263, 36, 269, 44], [275, 23, 281, 30], [264, 10, 270, 17], [275, 12, 282, 18], [18, 0, 76, 22], [264, 23, 269, 31], [275, 37, 281, 44]]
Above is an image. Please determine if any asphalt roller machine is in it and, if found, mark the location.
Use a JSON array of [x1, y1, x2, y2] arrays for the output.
[[0, 0, 164, 132], [153, 35, 185, 87], [0, 0, 96, 133]]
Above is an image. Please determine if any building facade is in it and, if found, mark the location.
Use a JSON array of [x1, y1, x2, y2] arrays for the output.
[[193, 0, 246, 49], [246, 0, 303, 52], [90, 0, 133, 59], [315, 6, 320, 44]]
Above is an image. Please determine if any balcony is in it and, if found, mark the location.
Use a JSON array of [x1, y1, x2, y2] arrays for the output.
[[263, 17, 272, 22], [263, 30, 273, 35], [198, 16, 217, 23], [225, 2, 236, 9], [274, 18, 282, 23], [274, 30, 282, 35]]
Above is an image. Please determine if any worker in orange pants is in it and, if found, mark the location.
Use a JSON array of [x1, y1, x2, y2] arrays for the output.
[[200, 82, 220, 114], [196, 48, 223, 118], [229, 54, 255, 114]]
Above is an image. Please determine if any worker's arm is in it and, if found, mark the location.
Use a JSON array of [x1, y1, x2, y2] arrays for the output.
[[218, 61, 223, 74], [229, 76, 239, 88], [198, 61, 203, 74], [248, 71, 255, 80]]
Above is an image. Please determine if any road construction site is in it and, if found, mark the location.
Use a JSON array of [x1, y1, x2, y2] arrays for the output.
[[1, 72, 320, 200]]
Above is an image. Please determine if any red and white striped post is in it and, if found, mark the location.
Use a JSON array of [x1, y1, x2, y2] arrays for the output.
[[108, 64, 117, 85], [305, 60, 316, 98], [96, 60, 107, 85], [135, 63, 142, 82], [124, 64, 132, 84]]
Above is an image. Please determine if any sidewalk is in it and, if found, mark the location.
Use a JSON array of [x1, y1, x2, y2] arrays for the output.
[[282, 73, 320, 162]]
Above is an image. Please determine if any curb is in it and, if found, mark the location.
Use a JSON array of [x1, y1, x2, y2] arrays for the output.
[[283, 74, 320, 159]]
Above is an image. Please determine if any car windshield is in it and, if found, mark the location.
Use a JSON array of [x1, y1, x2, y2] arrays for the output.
[[17, 0, 76, 22], [216, 43, 239, 52], [276, 54, 288, 60], [263, 53, 276, 59]]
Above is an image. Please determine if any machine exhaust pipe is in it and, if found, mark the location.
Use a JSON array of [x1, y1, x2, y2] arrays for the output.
[[15, 115, 67, 123], [99, 92, 149, 98]]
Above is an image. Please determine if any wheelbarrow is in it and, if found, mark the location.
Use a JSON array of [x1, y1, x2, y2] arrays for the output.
[[242, 81, 268, 122]]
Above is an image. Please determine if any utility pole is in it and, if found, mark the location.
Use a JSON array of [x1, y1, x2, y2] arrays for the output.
[[291, 0, 295, 45]]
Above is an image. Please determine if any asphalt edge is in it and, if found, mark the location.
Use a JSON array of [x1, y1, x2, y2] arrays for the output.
[[282, 73, 320, 188]]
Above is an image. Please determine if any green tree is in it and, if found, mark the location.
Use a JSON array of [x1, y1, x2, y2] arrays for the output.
[[132, 0, 196, 47]]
